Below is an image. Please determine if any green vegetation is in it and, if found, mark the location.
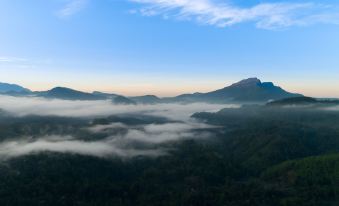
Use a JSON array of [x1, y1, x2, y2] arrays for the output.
[[267, 96, 339, 107], [0, 105, 338, 205]]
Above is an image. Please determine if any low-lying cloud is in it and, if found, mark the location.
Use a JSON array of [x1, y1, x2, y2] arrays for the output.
[[0, 95, 228, 159], [0, 95, 236, 120], [0, 137, 165, 159], [324, 105, 339, 111], [0, 121, 216, 159], [110, 122, 217, 144]]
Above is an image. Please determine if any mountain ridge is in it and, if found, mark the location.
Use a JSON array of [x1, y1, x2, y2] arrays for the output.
[[0, 78, 303, 103], [39, 87, 106, 100], [0, 82, 31, 94], [166, 77, 302, 103]]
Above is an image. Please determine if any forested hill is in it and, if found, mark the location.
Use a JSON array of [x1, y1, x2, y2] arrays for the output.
[[0, 103, 337, 205]]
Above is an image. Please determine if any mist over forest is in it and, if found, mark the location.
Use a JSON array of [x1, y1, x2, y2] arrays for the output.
[[2, 0, 339, 204], [0, 91, 338, 206], [0, 95, 231, 159]]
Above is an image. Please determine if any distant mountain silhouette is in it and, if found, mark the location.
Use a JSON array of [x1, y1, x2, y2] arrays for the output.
[[92, 91, 119, 98], [40, 87, 106, 100], [92, 91, 136, 105], [130, 95, 161, 104], [166, 78, 302, 103], [0, 78, 303, 103], [0, 82, 31, 95], [112, 96, 136, 105]]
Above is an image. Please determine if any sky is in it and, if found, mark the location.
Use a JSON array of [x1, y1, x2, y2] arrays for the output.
[[0, 0, 339, 97]]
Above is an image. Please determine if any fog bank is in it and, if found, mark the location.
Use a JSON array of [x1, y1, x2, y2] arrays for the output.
[[0, 95, 238, 120]]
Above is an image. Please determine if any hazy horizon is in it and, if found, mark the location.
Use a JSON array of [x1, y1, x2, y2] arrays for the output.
[[1, 0, 339, 98], [1, 1, 339, 204], [1, 77, 338, 98]]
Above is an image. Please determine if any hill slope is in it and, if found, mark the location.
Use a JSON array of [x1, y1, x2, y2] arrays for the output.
[[0, 82, 31, 94], [40, 87, 106, 100], [130, 95, 162, 104], [168, 78, 302, 103]]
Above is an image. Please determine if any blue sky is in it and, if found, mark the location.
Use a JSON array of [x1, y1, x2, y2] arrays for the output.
[[0, 0, 339, 97]]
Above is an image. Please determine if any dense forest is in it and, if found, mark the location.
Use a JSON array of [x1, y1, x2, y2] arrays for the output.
[[0, 104, 338, 206]]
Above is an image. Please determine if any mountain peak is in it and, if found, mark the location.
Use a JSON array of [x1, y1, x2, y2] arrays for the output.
[[45, 87, 106, 100], [230, 78, 261, 88], [50, 87, 74, 92], [184, 77, 303, 103], [0, 82, 31, 93]]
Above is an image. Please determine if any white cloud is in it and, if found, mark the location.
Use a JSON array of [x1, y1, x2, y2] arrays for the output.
[[121, 122, 217, 144], [325, 106, 339, 111], [0, 121, 217, 159], [0, 56, 27, 63], [0, 136, 165, 159], [86, 122, 128, 133], [57, 0, 88, 18], [0, 56, 47, 70], [0, 95, 236, 119], [0, 95, 227, 159], [129, 0, 339, 29], [144, 122, 217, 134]]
